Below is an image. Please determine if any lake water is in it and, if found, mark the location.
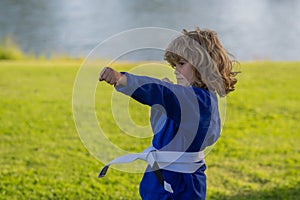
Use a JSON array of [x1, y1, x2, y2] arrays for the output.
[[0, 0, 299, 61]]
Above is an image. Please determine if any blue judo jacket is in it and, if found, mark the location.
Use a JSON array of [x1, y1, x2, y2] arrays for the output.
[[115, 73, 220, 200]]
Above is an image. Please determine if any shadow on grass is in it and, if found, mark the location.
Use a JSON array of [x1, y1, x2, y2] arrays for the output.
[[210, 184, 300, 200]]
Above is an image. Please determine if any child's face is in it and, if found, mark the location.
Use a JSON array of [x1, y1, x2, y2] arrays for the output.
[[174, 59, 195, 86]]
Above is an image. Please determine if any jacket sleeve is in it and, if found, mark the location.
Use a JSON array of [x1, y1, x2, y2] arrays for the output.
[[115, 72, 207, 124]]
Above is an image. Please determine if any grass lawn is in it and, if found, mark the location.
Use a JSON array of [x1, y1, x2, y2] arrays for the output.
[[0, 60, 299, 199]]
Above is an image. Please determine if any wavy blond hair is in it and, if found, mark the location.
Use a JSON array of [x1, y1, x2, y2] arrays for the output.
[[164, 27, 239, 97]]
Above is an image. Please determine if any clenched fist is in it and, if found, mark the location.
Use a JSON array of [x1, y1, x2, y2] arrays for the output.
[[99, 67, 127, 86]]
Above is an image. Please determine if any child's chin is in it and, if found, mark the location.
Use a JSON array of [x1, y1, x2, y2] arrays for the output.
[[177, 81, 189, 86]]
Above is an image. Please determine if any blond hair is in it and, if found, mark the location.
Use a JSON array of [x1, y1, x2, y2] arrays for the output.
[[164, 27, 239, 97]]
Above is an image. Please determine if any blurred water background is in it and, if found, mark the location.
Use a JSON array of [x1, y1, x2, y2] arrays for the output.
[[0, 0, 299, 61]]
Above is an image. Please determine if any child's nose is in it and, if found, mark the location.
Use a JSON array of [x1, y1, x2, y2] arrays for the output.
[[174, 65, 181, 74]]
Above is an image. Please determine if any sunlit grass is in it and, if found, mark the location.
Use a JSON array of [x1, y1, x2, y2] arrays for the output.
[[0, 60, 299, 199]]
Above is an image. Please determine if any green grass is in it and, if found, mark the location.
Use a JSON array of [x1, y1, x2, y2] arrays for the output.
[[0, 37, 25, 60], [0, 60, 299, 199]]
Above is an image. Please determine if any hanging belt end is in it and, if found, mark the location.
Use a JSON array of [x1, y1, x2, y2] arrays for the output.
[[98, 165, 109, 178]]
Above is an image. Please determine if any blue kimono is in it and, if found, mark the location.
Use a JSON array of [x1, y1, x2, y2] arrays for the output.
[[115, 73, 220, 200]]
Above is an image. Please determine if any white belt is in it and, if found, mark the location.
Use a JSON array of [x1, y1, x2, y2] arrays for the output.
[[98, 146, 205, 193]]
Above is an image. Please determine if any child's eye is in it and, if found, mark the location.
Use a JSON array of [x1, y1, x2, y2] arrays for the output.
[[178, 61, 185, 65]]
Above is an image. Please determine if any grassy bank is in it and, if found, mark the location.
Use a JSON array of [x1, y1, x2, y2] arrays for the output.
[[0, 60, 299, 199]]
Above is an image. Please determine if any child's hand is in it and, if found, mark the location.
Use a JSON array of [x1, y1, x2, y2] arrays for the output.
[[99, 67, 122, 85], [99, 67, 127, 86]]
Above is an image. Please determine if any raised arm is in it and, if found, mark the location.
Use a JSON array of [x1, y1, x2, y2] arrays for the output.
[[99, 67, 209, 124]]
